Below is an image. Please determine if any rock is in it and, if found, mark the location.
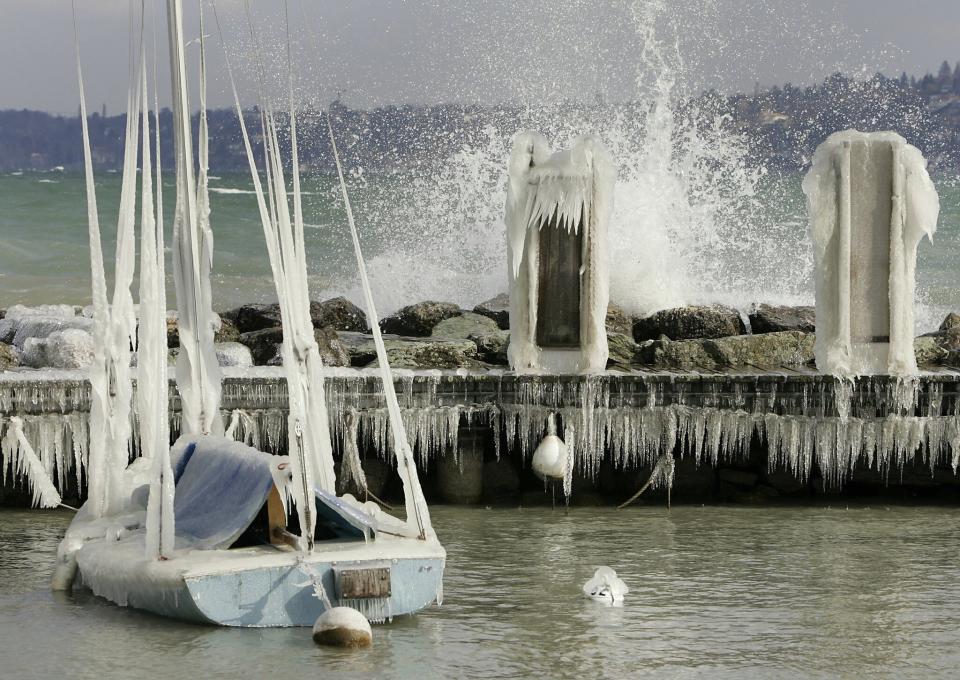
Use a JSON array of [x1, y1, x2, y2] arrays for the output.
[[633, 305, 746, 342], [239, 326, 349, 367], [380, 301, 462, 337], [431, 312, 499, 339], [339, 332, 480, 369], [3, 304, 76, 321], [914, 335, 948, 366], [165, 310, 229, 347], [470, 330, 509, 365], [749, 304, 815, 334], [940, 313, 960, 332], [0, 342, 18, 370], [311, 296, 368, 332], [214, 342, 253, 368], [22, 329, 95, 369], [312, 607, 372, 648], [637, 331, 814, 370], [224, 298, 369, 334], [214, 318, 241, 344], [472, 293, 510, 330], [606, 332, 638, 365], [605, 303, 633, 336], [0, 313, 93, 349]]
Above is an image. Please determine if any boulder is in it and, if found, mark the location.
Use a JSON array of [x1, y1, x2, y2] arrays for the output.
[[915, 329, 960, 367], [3, 315, 95, 350], [3, 304, 76, 321], [311, 296, 368, 332], [472, 293, 510, 330], [749, 304, 815, 334], [22, 329, 95, 369], [606, 332, 639, 366], [163, 310, 228, 348], [214, 318, 241, 344], [0, 342, 18, 371], [605, 303, 633, 336], [225, 298, 368, 334], [239, 326, 350, 367], [431, 312, 499, 339], [214, 342, 253, 368], [221, 303, 282, 334], [338, 332, 479, 369], [633, 305, 746, 342], [379, 301, 462, 337], [470, 330, 509, 365], [637, 331, 814, 370], [939, 313, 960, 332]]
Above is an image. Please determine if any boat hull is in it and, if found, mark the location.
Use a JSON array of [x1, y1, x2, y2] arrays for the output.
[[75, 537, 445, 627]]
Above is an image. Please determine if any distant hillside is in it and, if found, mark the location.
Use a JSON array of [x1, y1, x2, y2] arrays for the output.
[[2, 66, 960, 173]]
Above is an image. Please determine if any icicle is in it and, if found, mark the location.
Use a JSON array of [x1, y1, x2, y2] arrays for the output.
[[6, 417, 61, 509]]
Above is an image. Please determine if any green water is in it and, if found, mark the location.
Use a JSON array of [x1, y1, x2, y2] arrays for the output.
[[2, 506, 960, 679], [0, 170, 957, 329]]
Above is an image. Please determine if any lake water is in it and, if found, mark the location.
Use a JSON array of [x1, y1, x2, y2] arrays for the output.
[[3, 505, 960, 679], [1, 170, 958, 331]]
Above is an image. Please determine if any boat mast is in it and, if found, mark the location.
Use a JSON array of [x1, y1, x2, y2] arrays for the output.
[[166, 0, 223, 437]]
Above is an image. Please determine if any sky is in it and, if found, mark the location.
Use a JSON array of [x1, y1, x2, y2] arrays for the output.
[[1, 0, 958, 115]]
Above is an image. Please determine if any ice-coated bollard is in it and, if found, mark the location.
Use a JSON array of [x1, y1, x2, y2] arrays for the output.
[[505, 132, 614, 374], [804, 130, 939, 376], [312, 607, 372, 648]]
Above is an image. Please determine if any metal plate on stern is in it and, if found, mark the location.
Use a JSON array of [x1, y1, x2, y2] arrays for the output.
[[336, 565, 391, 599]]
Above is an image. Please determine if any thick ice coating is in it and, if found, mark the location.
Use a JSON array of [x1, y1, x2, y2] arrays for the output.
[[506, 133, 614, 373], [803, 130, 939, 376]]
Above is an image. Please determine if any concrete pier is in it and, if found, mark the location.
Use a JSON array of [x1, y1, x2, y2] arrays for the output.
[[2, 367, 960, 506]]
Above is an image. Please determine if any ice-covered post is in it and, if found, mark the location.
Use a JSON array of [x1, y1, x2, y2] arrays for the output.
[[505, 133, 614, 373], [803, 130, 939, 376]]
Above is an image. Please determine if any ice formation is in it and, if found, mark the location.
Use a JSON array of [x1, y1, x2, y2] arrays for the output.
[[217, 2, 338, 549], [582, 566, 628, 605], [167, 0, 223, 437], [804, 131, 940, 376], [506, 133, 614, 373], [6, 369, 959, 507], [138, 52, 175, 559], [74, 9, 142, 517]]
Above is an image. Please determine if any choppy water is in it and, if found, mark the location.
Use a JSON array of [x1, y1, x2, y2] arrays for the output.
[[1, 170, 958, 331], [3, 505, 960, 679]]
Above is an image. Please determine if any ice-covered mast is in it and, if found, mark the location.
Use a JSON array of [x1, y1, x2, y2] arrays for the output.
[[73, 0, 143, 517], [141, 11, 174, 558], [166, 0, 223, 436], [213, 1, 336, 550]]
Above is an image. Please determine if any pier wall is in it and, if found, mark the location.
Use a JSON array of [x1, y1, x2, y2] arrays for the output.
[[2, 368, 960, 507]]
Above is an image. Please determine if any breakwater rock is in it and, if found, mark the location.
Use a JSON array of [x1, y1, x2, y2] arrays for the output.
[[1, 299, 958, 372]]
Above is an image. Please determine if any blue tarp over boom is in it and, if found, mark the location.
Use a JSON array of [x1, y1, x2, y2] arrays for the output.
[[172, 436, 276, 549], [169, 436, 372, 550]]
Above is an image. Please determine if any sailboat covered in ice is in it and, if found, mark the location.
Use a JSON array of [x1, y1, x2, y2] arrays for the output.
[[52, 0, 444, 627]]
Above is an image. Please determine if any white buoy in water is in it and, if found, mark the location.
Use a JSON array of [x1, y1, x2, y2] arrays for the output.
[[582, 566, 629, 605], [532, 414, 567, 481], [312, 607, 373, 647]]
